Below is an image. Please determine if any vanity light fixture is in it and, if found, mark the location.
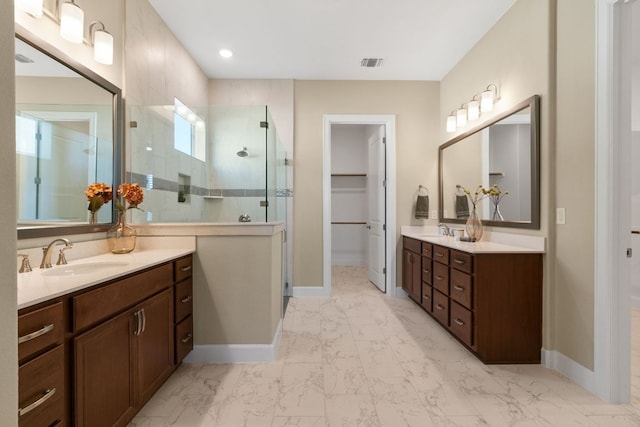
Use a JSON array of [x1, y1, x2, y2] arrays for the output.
[[456, 104, 467, 128], [480, 84, 499, 113], [467, 95, 480, 121], [17, 0, 44, 17], [446, 112, 457, 133], [90, 21, 113, 65], [59, 0, 84, 44]]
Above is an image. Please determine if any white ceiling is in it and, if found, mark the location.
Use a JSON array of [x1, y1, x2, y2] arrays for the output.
[[148, 0, 517, 81]]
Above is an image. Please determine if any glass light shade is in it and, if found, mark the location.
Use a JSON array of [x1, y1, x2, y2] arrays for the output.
[[456, 107, 467, 128], [17, 0, 44, 17], [481, 89, 495, 112], [446, 115, 456, 133], [93, 30, 113, 65], [468, 100, 480, 120], [60, 2, 84, 44]]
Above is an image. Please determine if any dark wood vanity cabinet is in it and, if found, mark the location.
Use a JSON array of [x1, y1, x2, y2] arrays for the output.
[[402, 237, 422, 303], [18, 254, 194, 427], [402, 237, 542, 364]]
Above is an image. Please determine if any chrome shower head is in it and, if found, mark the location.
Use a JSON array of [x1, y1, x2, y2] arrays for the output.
[[237, 147, 248, 157]]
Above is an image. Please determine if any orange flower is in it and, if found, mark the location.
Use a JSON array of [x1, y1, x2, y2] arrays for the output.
[[116, 183, 144, 210], [85, 182, 113, 212]]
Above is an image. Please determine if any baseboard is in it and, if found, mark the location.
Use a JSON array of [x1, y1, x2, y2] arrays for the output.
[[292, 286, 331, 297], [541, 348, 596, 396], [632, 295, 640, 309], [395, 287, 408, 298], [184, 320, 282, 363]]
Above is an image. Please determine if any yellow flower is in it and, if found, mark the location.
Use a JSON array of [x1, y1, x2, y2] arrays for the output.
[[116, 183, 144, 211]]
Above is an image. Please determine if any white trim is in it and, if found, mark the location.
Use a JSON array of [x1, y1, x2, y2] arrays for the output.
[[292, 286, 331, 297], [322, 115, 397, 297], [183, 320, 282, 364], [632, 296, 640, 310], [542, 349, 596, 396], [594, 0, 631, 403]]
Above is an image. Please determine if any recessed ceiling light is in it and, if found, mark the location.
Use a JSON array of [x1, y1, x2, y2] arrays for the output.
[[219, 49, 233, 59]]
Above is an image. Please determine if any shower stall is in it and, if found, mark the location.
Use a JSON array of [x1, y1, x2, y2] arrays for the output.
[[126, 104, 287, 225]]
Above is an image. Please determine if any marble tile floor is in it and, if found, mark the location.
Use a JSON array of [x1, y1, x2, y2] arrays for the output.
[[130, 266, 640, 426]]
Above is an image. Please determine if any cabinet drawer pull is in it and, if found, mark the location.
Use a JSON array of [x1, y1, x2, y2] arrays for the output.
[[435, 253, 444, 257], [18, 388, 56, 417], [140, 308, 146, 334], [435, 275, 443, 281], [454, 259, 465, 265], [180, 265, 192, 272], [18, 323, 54, 344], [454, 318, 465, 326], [453, 285, 464, 292], [435, 304, 445, 311], [180, 295, 193, 304], [181, 333, 193, 343], [423, 294, 430, 300]]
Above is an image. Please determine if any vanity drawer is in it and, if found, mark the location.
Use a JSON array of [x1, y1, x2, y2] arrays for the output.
[[73, 262, 173, 331], [421, 242, 433, 258], [421, 284, 433, 313], [433, 245, 449, 265], [175, 255, 193, 283], [432, 262, 449, 295], [432, 290, 449, 326], [450, 269, 473, 310], [450, 250, 473, 274], [175, 315, 194, 364], [450, 301, 473, 347], [403, 237, 421, 254], [175, 278, 193, 323], [19, 345, 64, 427], [18, 302, 64, 364], [421, 258, 432, 285]]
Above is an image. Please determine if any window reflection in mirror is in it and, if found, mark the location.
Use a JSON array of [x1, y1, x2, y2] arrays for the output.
[[439, 95, 540, 229], [15, 33, 119, 237]]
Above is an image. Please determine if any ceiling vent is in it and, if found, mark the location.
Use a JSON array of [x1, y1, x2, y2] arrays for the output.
[[361, 58, 383, 68], [15, 53, 34, 64]]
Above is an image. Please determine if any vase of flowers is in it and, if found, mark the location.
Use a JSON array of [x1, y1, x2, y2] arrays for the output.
[[107, 183, 144, 254], [463, 185, 490, 241], [85, 183, 113, 224], [487, 184, 509, 221]]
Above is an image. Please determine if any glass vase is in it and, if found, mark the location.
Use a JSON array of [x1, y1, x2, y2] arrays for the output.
[[491, 201, 504, 221], [107, 211, 137, 254], [89, 210, 98, 224], [465, 206, 484, 241]]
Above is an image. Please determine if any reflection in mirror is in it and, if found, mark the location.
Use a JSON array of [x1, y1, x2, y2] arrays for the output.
[[15, 28, 122, 239], [439, 95, 540, 229]]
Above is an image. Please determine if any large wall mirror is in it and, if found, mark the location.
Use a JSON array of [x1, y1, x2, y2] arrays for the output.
[[15, 26, 122, 239], [439, 95, 540, 229]]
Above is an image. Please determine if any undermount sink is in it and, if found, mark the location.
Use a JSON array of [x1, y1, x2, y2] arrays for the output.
[[41, 261, 130, 277]]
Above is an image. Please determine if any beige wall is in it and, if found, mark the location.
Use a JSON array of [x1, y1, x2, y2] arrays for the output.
[[554, 0, 596, 370], [293, 80, 440, 288], [193, 234, 282, 345], [1, 0, 18, 422]]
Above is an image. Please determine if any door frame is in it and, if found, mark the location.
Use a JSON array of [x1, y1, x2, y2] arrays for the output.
[[322, 114, 397, 296], [594, 0, 633, 403]]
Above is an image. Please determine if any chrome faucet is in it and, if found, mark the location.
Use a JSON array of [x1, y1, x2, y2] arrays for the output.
[[40, 238, 72, 269], [438, 223, 451, 237]]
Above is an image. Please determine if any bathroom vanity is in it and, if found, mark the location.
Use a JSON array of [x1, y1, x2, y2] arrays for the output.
[[17, 245, 194, 427], [402, 228, 544, 364]]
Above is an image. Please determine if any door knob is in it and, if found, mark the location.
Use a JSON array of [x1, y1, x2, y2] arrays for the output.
[[365, 225, 371, 229]]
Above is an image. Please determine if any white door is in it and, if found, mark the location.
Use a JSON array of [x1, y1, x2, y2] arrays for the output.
[[368, 126, 386, 292]]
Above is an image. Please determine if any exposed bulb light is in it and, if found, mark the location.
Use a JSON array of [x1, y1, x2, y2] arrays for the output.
[[467, 97, 480, 121], [90, 21, 113, 65], [17, 0, 44, 17], [456, 105, 467, 128], [219, 49, 233, 58], [60, 0, 84, 44], [446, 113, 456, 133], [481, 84, 499, 113]]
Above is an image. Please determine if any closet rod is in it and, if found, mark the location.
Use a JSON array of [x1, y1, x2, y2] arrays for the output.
[[331, 221, 367, 225]]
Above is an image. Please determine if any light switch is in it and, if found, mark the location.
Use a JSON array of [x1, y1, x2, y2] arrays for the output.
[[431, 210, 438, 219], [556, 208, 566, 225]]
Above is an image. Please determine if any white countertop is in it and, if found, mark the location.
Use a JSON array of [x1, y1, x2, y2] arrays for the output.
[[18, 237, 195, 310], [401, 226, 545, 254]]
